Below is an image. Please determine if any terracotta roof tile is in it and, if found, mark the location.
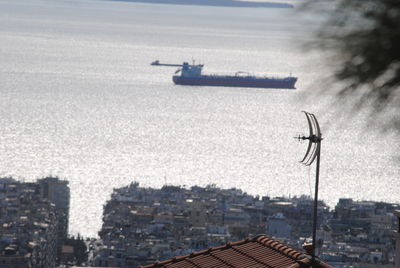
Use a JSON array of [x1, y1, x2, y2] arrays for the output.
[[139, 235, 333, 268]]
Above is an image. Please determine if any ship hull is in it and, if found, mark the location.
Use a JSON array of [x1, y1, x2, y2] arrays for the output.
[[173, 75, 297, 89]]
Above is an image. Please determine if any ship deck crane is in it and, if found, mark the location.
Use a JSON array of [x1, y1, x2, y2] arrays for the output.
[[150, 60, 184, 67], [150, 60, 203, 67]]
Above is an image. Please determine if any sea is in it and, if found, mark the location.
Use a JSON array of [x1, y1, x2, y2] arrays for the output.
[[0, 0, 399, 237]]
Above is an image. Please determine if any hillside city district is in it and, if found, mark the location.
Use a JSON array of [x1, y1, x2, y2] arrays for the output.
[[0, 177, 399, 268]]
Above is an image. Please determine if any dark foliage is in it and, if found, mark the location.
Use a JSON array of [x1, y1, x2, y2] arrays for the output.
[[64, 235, 88, 266], [306, 0, 400, 111]]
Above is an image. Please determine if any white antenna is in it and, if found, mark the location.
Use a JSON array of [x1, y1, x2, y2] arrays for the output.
[[296, 111, 323, 265]]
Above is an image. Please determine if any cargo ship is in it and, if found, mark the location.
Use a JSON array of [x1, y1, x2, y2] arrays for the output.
[[151, 60, 297, 89]]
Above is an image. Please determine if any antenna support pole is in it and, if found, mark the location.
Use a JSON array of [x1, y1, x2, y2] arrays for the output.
[[311, 142, 321, 265]]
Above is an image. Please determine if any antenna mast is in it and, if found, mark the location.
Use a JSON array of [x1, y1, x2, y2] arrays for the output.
[[297, 111, 323, 265]]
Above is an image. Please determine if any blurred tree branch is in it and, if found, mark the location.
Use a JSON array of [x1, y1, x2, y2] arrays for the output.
[[304, 0, 400, 115]]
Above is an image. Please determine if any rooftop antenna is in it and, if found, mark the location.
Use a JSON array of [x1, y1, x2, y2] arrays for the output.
[[296, 111, 323, 265]]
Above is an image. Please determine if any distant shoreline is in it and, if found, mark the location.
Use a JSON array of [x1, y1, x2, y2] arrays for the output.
[[103, 0, 294, 8]]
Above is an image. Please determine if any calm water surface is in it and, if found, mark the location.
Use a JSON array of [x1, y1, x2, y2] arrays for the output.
[[0, 0, 399, 237]]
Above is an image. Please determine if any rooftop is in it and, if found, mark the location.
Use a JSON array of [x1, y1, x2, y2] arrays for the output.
[[140, 235, 333, 268]]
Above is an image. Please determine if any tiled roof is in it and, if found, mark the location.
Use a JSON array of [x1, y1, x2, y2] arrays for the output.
[[140, 235, 333, 268]]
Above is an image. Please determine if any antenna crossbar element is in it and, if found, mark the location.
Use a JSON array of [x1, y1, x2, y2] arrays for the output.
[[299, 111, 322, 166]]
